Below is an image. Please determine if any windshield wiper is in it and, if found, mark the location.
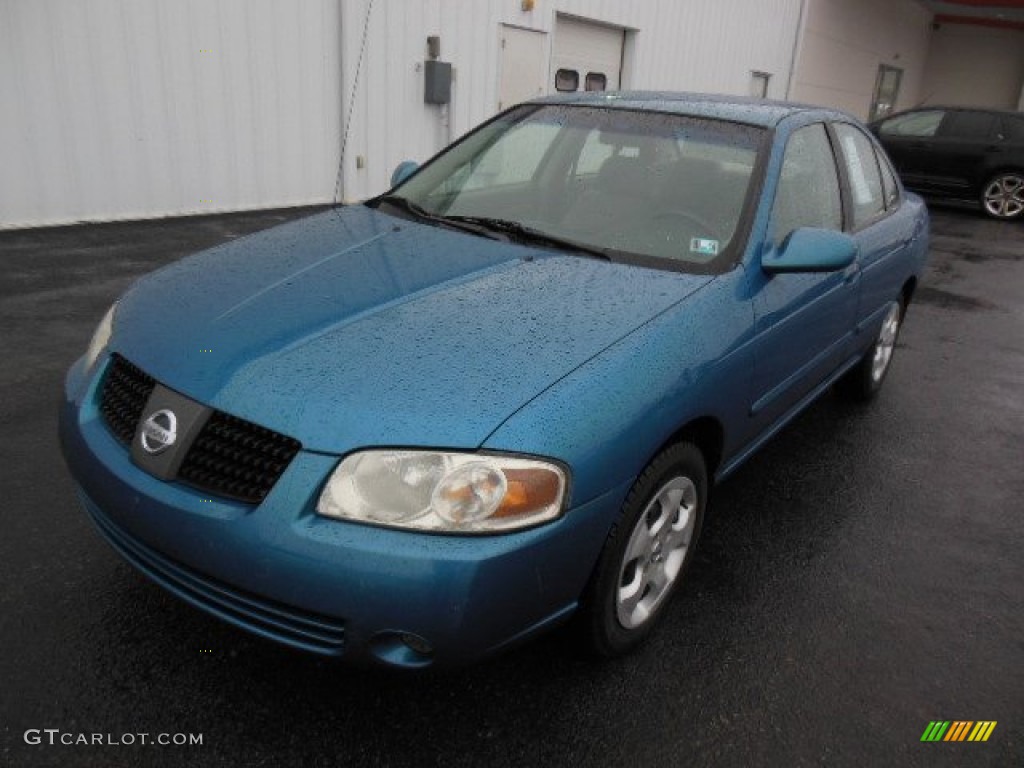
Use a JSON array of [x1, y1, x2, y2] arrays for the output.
[[443, 216, 612, 260], [369, 193, 434, 219], [369, 199, 611, 258], [368, 195, 503, 240]]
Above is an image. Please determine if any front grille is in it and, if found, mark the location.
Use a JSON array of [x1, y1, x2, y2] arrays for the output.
[[99, 355, 156, 444], [178, 411, 301, 504], [97, 355, 301, 505], [85, 496, 346, 655]]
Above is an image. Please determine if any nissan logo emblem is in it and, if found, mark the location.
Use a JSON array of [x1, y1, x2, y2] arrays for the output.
[[140, 409, 178, 455]]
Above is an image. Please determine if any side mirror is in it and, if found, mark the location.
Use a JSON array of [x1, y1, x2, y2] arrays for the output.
[[762, 227, 857, 274], [390, 160, 420, 188]]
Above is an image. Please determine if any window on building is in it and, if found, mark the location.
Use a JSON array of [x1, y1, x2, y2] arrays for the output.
[[835, 123, 886, 228], [585, 72, 607, 92], [555, 69, 579, 92], [771, 124, 843, 247], [869, 65, 902, 122], [749, 71, 771, 99]]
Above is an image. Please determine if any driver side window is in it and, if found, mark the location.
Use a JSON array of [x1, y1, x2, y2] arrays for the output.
[[574, 129, 616, 176], [459, 121, 561, 190], [772, 124, 843, 248]]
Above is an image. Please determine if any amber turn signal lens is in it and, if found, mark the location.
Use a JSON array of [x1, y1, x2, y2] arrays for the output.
[[493, 468, 563, 519]]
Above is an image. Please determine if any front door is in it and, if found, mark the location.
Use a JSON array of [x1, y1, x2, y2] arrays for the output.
[[749, 123, 858, 432], [875, 109, 946, 191], [929, 110, 998, 193]]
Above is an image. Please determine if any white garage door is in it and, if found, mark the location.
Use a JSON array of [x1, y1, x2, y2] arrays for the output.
[[551, 15, 624, 95]]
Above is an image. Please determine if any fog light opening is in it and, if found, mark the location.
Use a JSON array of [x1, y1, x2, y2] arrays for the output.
[[400, 633, 434, 657], [368, 630, 436, 668]]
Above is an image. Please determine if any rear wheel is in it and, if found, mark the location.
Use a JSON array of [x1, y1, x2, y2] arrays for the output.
[[837, 299, 903, 402], [581, 442, 706, 657], [981, 172, 1024, 220]]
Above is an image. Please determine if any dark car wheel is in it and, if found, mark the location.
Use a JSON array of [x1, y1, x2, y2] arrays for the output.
[[981, 172, 1024, 220], [837, 299, 903, 402], [581, 442, 706, 657]]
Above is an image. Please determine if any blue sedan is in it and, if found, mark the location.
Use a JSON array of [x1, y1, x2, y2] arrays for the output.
[[60, 93, 929, 667]]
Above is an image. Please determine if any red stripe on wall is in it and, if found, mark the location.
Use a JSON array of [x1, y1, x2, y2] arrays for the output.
[[935, 13, 1024, 30]]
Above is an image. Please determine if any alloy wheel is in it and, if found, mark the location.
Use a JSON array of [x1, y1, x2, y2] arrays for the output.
[[871, 302, 901, 384], [983, 174, 1024, 219], [616, 476, 697, 629]]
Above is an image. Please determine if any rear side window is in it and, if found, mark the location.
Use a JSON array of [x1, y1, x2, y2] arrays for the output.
[[878, 110, 944, 138], [771, 124, 843, 247], [998, 116, 1024, 143], [876, 148, 900, 209], [940, 111, 996, 141], [835, 123, 886, 228]]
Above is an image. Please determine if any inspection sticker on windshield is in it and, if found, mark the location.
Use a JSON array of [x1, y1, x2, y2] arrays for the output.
[[690, 238, 719, 256]]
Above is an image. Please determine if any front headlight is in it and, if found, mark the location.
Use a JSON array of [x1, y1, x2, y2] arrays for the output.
[[84, 301, 118, 370], [316, 450, 568, 533]]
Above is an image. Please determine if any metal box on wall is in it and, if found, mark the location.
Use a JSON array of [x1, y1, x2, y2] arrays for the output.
[[424, 60, 452, 104]]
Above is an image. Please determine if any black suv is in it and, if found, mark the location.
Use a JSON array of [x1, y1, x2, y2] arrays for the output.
[[870, 107, 1024, 221]]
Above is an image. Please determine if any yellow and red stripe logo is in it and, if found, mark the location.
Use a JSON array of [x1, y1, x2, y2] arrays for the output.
[[921, 721, 997, 742]]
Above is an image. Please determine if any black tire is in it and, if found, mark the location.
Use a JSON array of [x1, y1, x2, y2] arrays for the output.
[[837, 298, 904, 402], [580, 442, 707, 657], [980, 172, 1024, 221]]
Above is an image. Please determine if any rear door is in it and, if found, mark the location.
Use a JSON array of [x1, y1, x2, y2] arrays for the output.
[[929, 110, 998, 194], [832, 122, 920, 356], [991, 114, 1024, 198]]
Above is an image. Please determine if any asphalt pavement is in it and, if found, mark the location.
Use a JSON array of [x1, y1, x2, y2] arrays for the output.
[[1, 203, 1021, 768]]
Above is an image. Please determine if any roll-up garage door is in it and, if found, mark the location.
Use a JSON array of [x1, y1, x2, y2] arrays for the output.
[[551, 15, 624, 95]]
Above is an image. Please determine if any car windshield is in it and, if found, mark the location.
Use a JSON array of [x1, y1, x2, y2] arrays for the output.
[[385, 104, 765, 270]]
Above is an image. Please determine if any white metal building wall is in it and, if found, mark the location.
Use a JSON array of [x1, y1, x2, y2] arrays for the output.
[[0, 0, 341, 229], [340, 0, 805, 202], [2, 0, 804, 228]]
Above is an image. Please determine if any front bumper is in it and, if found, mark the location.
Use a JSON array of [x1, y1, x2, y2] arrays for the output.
[[59, 356, 627, 667]]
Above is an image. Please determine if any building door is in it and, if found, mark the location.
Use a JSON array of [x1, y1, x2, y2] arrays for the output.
[[498, 25, 547, 111], [551, 15, 624, 95], [869, 65, 902, 122]]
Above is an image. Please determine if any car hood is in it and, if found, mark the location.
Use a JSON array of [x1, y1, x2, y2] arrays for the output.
[[112, 206, 713, 453]]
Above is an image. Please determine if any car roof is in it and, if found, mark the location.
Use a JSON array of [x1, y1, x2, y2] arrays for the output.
[[528, 90, 853, 128]]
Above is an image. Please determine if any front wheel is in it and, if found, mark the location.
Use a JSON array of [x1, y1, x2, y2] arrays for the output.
[[981, 172, 1024, 220], [837, 299, 903, 402], [580, 442, 706, 657]]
